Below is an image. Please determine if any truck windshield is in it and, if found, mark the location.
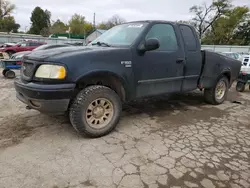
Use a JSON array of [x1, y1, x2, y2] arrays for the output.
[[89, 22, 148, 46]]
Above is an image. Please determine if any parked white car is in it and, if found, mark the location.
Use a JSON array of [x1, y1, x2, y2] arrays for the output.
[[241, 55, 250, 74], [236, 55, 250, 92]]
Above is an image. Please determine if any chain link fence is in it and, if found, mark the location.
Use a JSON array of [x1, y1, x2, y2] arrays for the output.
[[0, 33, 86, 45], [201, 45, 250, 53]]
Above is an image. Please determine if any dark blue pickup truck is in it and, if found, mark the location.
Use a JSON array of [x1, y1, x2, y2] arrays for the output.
[[14, 20, 241, 137]]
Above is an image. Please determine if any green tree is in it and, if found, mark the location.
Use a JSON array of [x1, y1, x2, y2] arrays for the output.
[[68, 14, 85, 34], [68, 14, 94, 36], [190, 0, 231, 39], [84, 22, 94, 35], [97, 15, 126, 30], [233, 20, 250, 45], [202, 6, 249, 45], [97, 23, 108, 30], [0, 15, 19, 32], [50, 19, 67, 34], [40, 27, 50, 37], [28, 7, 51, 35], [0, 0, 20, 33]]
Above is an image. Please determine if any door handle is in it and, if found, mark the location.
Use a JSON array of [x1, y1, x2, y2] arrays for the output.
[[176, 58, 185, 64]]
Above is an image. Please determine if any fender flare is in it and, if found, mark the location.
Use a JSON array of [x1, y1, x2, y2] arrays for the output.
[[220, 68, 231, 82], [75, 70, 129, 101]]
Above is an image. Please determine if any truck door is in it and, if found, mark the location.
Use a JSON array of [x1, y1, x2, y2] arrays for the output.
[[135, 23, 185, 98], [179, 24, 202, 91]]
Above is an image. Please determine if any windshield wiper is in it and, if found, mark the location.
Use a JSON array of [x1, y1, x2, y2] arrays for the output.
[[92, 41, 110, 47]]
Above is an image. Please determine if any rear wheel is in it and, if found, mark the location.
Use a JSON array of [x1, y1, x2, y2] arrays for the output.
[[204, 76, 229, 105], [4, 70, 15, 79], [69, 85, 122, 137], [236, 82, 245, 92], [2, 69, 9, 76]]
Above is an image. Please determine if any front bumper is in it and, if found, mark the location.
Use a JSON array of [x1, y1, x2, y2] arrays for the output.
[[14, 79, 76, 114]]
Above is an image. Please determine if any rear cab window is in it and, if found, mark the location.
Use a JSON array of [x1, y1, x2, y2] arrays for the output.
[[179, 25, 198, 51]]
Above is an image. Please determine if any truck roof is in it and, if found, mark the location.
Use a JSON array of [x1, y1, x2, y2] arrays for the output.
[[124, 20, 187, 26]]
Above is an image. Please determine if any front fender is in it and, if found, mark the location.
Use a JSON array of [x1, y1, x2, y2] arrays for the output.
[[75, 70, 131, 100], [76, 70, 126, 84]]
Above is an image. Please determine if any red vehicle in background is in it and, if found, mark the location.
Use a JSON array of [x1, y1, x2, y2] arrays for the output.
[[0, 40, 46, 56]]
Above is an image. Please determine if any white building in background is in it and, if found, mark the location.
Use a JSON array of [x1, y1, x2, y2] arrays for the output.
[[86, 29, 107, 44]]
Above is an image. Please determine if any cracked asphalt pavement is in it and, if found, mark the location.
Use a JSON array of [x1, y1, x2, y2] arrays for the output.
[[0, 71, 250, 188]]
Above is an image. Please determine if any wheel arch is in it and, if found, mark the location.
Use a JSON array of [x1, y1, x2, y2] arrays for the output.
[[221, 70, 231, 82], [75, 70, 128, 102], [219, 68, 232, 87], [5, 49, 16, 53]]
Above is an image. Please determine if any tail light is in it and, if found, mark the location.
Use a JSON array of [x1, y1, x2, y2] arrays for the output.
[[242, 72, 247, 75]]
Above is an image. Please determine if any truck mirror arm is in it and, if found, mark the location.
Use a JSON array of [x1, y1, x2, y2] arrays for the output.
[[137, 43, 147, 54]]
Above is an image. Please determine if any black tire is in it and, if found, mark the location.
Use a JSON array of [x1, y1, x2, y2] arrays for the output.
[[236, 82, 245, 92], [69, 85, 122, 137], [2, 69, 9, 76], [204, 76, 229, 105], [4, 70, 15, 79]]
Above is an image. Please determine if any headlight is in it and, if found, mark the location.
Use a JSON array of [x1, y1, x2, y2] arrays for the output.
[[14, 54, 24, 59], [35, 64, 66, 79]]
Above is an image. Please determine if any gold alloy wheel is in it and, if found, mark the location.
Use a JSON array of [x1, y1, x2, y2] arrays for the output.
[[215, 80, 226, 100], [85, 98, 114, 129]]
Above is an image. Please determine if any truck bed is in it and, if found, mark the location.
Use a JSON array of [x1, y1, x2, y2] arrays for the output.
[[198, 50, 241, 89]]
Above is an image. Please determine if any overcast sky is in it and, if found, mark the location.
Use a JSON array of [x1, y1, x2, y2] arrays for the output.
[[9, 0, 250, 31]]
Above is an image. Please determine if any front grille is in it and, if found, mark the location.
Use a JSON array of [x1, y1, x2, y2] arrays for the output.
[[22, 62, 35, 79]]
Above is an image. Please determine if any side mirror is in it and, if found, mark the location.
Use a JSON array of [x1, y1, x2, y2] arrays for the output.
[[138, 38, 160, 53], [17, 44, 21, 47], [145, 38, 160, 51]]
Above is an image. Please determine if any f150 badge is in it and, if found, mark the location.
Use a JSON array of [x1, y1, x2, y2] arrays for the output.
[[121, 61, 132, 68]]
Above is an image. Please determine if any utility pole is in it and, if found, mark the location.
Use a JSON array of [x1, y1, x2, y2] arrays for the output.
[[93, 13, 96, 29]]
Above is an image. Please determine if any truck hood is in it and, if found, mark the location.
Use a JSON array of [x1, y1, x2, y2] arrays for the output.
[[24, 46, 121, 61], [12, 51, 31, 57]]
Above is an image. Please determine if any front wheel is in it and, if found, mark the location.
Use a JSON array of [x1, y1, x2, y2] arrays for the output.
[[204, 76, 229, 105], [69, 85, 122, 138], [236, 82, 245, 92]]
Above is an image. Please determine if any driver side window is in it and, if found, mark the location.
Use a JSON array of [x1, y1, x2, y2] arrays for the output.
[[146, 24, 178, 51]]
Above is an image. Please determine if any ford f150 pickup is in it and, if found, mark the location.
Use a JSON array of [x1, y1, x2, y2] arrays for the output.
[[14, 20, 241, 137]]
